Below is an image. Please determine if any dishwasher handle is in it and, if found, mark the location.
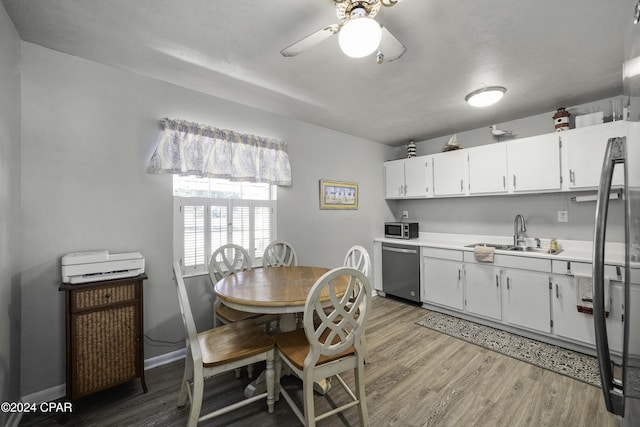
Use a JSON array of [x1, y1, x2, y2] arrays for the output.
[[382, 246, 417, 255]]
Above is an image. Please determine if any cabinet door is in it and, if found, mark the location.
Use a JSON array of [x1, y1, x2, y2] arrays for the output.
[[384, 160, 405, 198], [551, 275, 596, 345], [565, 122, 626, 189], [507, 133, 561, 193], [504, 269, 551, 333], [432, 150, 467, 197], [422, 257, 464, 310], [607, 281, 640, 355], [404, 156, 433, 198], [465, 263, 502, 320], [468, 144, 508, 194]]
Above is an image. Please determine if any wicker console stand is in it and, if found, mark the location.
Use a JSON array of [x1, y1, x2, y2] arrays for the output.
[[60, 274, 148, 400]]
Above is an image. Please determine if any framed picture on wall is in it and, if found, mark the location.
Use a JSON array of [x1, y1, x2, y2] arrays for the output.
[[319, 180, 358, 210]]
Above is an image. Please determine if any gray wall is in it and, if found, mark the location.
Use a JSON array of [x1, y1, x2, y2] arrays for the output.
[[385, 100, 628, 242], [19, 42, 392, 395], [0, 2, 22, 422]]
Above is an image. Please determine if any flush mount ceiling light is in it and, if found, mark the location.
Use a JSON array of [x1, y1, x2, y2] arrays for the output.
[[338, 8, 382, 58], [465, 86, 507, 107]]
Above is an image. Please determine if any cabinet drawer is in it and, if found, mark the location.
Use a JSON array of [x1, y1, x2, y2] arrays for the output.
[[71, 283, 137, 312], [551, 260, 621, 280], [422, 247, 463, 261], [494, 254, 551, 272]]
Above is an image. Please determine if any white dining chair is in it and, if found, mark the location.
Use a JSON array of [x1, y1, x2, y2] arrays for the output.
[[344, 245, 371, 363], [274, 266, 372, 427], [172, 261, 275, 427], [262, 240, 298, 267], [343, 245, 371, 277], [209, 244, 258, 328]]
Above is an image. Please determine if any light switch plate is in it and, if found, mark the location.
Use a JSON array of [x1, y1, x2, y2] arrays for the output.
[[402, 211, 409, 219], [558, 210, 568, 222]]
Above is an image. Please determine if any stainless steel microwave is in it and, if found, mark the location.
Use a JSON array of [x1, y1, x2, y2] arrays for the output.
[[385, 222, 419, 239]]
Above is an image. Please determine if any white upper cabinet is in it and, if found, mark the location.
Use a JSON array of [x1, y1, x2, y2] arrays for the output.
[[384, 159, 406, 198], [432, 150, 467, 197], [405, 156, 433, 198], [384, 157, 433, 199], [507, 133, 562, 193], [467, 143, 508, 194], [383, 122, 635, 200], [563, 121, 627, 190]]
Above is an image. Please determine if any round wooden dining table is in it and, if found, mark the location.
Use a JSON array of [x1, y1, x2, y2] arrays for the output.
[[214, 265, 349, 317], [215, 265, 349, 397]]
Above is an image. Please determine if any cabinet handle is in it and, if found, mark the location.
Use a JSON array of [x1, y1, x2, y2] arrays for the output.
[[496, 275, 499, 288], [458, 269, 461, 281], [426, 187, 429, 193], [570, 169, 575, 184], [506, 277, 510, 290], [460, 180, 464, 192], [513, 175, 517, 189], [556, 283, 559, 298], [503, 176, 506, 189], [104, 293, 111, 299]]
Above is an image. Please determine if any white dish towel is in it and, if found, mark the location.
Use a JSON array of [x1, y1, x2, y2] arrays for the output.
[[474, 246, 495, 263], [575, 275, 610, 315]]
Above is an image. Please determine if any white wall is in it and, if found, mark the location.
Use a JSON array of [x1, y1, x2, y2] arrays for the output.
[[0, 2, 22, 422], [19, 42, 393, 395]]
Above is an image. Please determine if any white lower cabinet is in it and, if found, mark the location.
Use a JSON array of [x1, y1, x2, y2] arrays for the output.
[[551, 275, 597, 345], [422, 256, 464, 310], [464, 263, 502, 320], [503, 269, 552, 333]]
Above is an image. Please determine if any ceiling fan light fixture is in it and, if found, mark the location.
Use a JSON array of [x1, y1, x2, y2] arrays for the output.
[[465, 86, 507, 107], [338, 16, 382, 58]]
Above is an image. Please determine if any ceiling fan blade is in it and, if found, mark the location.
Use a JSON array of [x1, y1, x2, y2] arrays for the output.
[[379, 25, 407, 62], [280, 24, 340, 57]]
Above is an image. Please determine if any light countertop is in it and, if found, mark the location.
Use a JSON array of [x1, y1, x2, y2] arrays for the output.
[[375, 232, 638, 269]]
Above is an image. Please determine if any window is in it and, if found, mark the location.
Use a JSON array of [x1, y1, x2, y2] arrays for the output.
[[174, 176, 277, 275]]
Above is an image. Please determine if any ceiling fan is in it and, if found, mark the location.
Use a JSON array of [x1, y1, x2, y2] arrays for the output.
[[280, 0, 407, 64]]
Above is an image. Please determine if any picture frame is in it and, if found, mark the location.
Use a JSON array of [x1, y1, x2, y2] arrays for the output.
[[319, 180, 358, 210]]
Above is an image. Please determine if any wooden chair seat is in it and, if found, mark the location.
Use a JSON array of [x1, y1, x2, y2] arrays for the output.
[[274, 328, 355, 370], [199, 319, 275, 367], [215, 305, 260, 324]]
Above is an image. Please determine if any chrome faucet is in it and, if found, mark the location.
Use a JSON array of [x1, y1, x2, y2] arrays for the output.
[[514, 214, 527, 246]]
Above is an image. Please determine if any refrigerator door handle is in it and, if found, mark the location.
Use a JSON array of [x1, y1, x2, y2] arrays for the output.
[[593, 136, 629, 416]]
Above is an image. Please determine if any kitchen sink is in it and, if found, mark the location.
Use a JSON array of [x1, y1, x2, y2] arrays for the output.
[[509, 246, 563, 255], [465, 243, 516, 250], [466, 243, 563, 255]]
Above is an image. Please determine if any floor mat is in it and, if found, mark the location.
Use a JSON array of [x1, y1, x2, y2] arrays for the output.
[[416, 312, 601, 387]]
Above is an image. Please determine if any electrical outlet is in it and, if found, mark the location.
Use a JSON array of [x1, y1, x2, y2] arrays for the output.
[[402, 211, 409, 219], [558, 210, 568, 222]]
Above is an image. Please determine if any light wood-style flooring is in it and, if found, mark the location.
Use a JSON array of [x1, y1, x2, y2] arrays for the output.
[[21, 296, 617, 426]]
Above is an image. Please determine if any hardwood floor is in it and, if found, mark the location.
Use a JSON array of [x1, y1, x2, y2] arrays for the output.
[[21, 296, 617, 426]]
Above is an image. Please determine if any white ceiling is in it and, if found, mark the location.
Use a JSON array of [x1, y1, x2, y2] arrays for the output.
[[1, 0, 632, 145]]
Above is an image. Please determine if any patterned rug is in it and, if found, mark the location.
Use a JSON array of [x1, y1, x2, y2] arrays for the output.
[[416, 312, 601, 388]]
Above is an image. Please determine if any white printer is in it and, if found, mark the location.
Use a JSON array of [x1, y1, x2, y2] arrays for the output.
[[61, 250, 145, 284]]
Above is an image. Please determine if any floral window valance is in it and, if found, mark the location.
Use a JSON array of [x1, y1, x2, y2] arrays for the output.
[[147, 118, 292, 186]]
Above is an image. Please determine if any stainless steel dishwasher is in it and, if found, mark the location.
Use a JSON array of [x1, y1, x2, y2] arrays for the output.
[[381, 243, 420, 303]]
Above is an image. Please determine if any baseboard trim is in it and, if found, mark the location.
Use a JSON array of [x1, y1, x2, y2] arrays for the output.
[[18, 348, 186, 410], [21, 384, 66, 404], [144, 347, 186, 370], [5, 410, 23, 427]]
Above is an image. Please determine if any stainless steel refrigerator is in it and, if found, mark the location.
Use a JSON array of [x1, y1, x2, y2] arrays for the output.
[[592, 2, 640, 425]]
